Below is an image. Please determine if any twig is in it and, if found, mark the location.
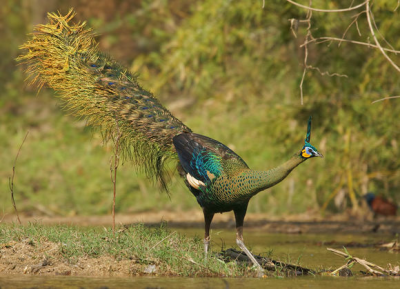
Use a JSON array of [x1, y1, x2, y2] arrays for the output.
[[289, 0, 400, 105], [299, 0, 313, 105], [9, 131, 29, 225], [339, 11, 365, 45], [327, 247, 399, 276], [307, 66, 348, 78], [301, 37, 400, 54], [170, 245, 219, 274], [327, 247, 353, 259], [371, 11, 396, 52], [287, 0, 368, 13], [288, 18, 300, 38], [149, 231, 177, 251], [366, 1, 400, 72], [372, 95, 400, 104], [286, 0, 368, 13], [184, 256, 211, 270], [330, 260, 355, 276], [110, 119, 122, 236], [0, 210, 7, 223]]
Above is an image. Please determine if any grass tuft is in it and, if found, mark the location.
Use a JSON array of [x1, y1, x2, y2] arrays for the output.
[[0, 222, 280, 277]]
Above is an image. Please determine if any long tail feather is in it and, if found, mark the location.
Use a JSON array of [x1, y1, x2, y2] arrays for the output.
[[17, 9, 191, 191]]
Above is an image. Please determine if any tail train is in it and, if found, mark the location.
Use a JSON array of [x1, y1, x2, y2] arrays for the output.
[[17, 9, 191, 190]]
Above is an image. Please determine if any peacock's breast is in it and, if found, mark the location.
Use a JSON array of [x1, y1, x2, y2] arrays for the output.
[[196, 174, 255, 212]]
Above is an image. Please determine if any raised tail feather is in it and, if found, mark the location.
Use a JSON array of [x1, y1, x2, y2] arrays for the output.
[[17, 9, 191, 191]]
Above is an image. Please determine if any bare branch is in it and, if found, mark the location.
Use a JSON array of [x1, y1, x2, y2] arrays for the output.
[[299, 0, 314, 105], [288, 18, 300, 38], [328, 247, 399, 276], [9, 131, 29, 225], [366, 1, 400, 72], [300, 63, 307, 105], [288, 0, 399, 106], [301, 37, 400, 54], [286, 0, 368, 13], [371, 11, 396, 53], [330, 259, 356, 276], [339, 11, 365, 46], [307, 66, 348, 78], [109, 119, 122, 236], [372, 95, 400, 104]]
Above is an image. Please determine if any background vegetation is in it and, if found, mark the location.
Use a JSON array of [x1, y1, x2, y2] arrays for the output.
[[1, 0, 399, 217]]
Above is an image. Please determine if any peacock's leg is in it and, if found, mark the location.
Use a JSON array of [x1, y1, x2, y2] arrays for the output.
[[234, 206, 265, 276], [203, 209, 215, 260]]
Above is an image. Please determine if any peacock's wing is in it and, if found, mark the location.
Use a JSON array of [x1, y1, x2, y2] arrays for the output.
[[173, 133, 249, 187]]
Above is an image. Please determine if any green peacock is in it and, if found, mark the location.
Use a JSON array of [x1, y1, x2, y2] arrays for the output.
[[18, 10, 323, 274]]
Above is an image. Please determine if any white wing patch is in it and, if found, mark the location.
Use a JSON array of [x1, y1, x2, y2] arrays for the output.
[[186, 173, 205, 190]]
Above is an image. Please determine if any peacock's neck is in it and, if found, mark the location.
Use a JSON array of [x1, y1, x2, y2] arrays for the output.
[[243, 152, 306, 197]]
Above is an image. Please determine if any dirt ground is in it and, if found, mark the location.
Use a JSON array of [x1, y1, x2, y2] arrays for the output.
[[1, 211, 399, 277], [0, 240, 139, 277], [2, 209, 399, 233]]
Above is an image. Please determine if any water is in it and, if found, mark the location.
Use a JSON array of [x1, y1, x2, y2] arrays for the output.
[[1, 228, 399, 288], [1, 275, 400, 289], [178, 228, 400, 270]]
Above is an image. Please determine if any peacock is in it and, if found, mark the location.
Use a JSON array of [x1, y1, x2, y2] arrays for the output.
[[18, 10, 323, 274]]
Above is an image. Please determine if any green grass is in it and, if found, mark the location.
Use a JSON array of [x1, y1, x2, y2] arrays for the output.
[[0, 222, 274, 277]]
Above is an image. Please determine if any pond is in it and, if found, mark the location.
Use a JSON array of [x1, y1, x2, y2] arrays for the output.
[[176, 228, 400, 270]]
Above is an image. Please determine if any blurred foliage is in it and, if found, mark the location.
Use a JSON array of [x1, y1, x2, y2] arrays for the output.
[[0, 0, 399, 217]]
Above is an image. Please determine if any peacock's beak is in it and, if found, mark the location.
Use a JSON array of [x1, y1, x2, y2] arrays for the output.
[[315, 151, 324, 158]]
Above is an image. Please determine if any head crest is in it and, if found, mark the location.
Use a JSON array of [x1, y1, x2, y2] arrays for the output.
[[301, 116, 323, 158], [305, 116, 312, 144]]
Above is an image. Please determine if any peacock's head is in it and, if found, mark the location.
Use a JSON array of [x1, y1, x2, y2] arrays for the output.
[[300, 116, 323, 159]]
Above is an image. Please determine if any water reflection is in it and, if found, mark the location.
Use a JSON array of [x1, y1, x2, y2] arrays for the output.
[[1, 275, 400, 289]]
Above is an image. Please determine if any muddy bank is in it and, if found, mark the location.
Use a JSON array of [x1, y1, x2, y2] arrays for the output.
[[0, 240, 143, 277]]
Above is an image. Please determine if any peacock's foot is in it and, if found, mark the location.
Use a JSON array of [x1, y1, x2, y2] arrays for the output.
[[255, 267, 266, 278]]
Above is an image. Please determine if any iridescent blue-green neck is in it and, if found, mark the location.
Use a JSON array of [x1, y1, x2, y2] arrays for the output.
[[243, 152, 306, 196]]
